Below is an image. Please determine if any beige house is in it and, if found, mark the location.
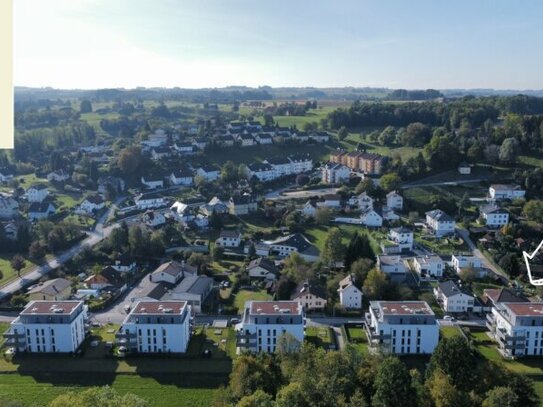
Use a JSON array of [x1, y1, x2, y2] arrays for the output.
[[291, 280, 327, 311]]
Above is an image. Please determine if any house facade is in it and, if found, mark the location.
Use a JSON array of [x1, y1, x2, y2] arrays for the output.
[[338, 275, 362, 309], [434, 280, 475, 313], [291, 280, 327, 311], [425, 209, 455, 237]]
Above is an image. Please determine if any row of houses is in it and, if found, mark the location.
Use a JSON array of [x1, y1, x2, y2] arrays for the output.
[[245, 153, 313, 182]]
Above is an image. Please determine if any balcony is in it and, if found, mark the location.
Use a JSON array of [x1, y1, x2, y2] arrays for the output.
[[236, 332, 257, 348]]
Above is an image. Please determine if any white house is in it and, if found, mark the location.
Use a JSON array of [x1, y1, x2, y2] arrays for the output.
[[238, 134, 256, 147], [337, 275, 362, 309], [246, 162, 277, 182], [200, 197, 229, 216], [169, 168, 193, 186], [3, 301, 86, 353], [317, 194, 342, 209], [111, 253, 136, 273], [489, 184, 526, 201], [134, 193, 167, 210], [365, 301, 439, 354], [260, 233, 320, 262], [352, 192, 374, 211], [264, 157, 292, 177], [28, 202, 56, 220], [196, 165, 220, 182], [116, 301, 191, 353], [288, 153, 313, 174], [321, 162, 350, 184], [291, 280, 327, 312], [150, 261, 197, 285], [413, 255, 444, 278], [451, 254, 485, 277], [170, 201, 193, 222], [381, 206, 400, 222], [486, 302, 543, 358], [377, 255, 406, 275], [247, 257, 278, 280], [388, 227, 414, 251], [0, 171, 13, 182], [0, 195, 19, 219], [228, 195, 258, 215], [480, 205, 509, 228], [301, 201, 317, 218], [151, 147, 172, 161], [235, 301, 305, 354], [425, 209, 455, 237], [142, 210, 166, 228], [255, 133, 273, 145], [141, 175, 164, 190], [174, 142, 195, 155], [215, 230, 242, 248], [434, 280, 475, 313], [310, 131, 330, 143], [27, 184, 49, 203], [47, 170, 70, 183], [386, 191, 403, 210], [361, 208, 383, 227], [77, 194, 105, 215]]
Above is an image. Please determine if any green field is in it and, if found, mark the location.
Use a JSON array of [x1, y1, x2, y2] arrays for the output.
[[305, 224, 382, 254], [0, 255, 39, 287], [440, 326, 463, 339], [344, 326, 369, 355], [305, 326, 334, 349], [233, 289, 272, 312]]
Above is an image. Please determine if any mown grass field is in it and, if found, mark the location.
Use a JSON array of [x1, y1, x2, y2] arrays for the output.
[[305, 326, 334, 349], [233, 289, 272, 312], [0, 256, 39, 287]]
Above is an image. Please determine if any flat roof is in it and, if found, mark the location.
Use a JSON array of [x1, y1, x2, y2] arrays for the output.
[[21, 300, 83, 315], [375, 301, 434, 316], [249, 301, 302, 315], [504, 302, 543, 317], [131, 301, 187, 315]]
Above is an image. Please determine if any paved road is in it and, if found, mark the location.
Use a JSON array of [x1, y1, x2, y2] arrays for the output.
[[402, 178, 487, 189], [456, 227, 509, 283], [266, 187, 340, 201], [0, 200, 122, 300]]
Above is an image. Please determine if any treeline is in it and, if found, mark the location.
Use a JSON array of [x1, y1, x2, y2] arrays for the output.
[[14, 107, 81, 129], [214, 336, 539, 407], [264, 101, 317, 116], [387, 89, 443, 100]]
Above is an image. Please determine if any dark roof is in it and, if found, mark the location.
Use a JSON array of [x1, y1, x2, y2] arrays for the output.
[[172, 275, 213, 296], [391, 227, 412, 234], [198, 164, 220, 172], [291, 280, 327, 300], [437, 280, 472, 298], [172, 167, 193, 178], [269, 233, 311, 252], [247, 257, 278, 274], [84, 194, 103, 205], [219, 229, 241, 239], [266, 156, 291, 165], [248, 162, 274, 172], [288, 152, 311, 162], [115, 252, 134, 266], [28, 202, 55, 213], [426, 209, 454, 222], [230, 195, 255, 205], [28, 278, 71, 296], [483, 288, 528, 305], [29, 184, 48, 191]]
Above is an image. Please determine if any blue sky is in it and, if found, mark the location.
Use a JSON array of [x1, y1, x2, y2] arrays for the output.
[[14, 0, 543, 89]]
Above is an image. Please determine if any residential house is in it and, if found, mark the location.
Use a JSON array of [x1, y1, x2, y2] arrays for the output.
[[141, 175, 164, 189], [482, 288, 527, 313], [174, 142, 195, 155], [238, 134, 256, 147], [27, 278, 72, 301], [291, 280, 327, 312], [365, 301, 439, 354], [288, 153, 313, 173], [361, 208, 383, 227], [28, 202, 56, 221], [489, 184, 526, 201], [169, 168, 193, 186], [0, 171, 13, 182], [77, 194, 105, 215], [27, 184, 49, 203], [321, 162, 350, 184], [377, 255, 406, 277], [151, 146, 172, 161], [292, 131, 309, 142], [246, 162, 277, 182], [3, 301, 86, 353], [47, 170, 70, 183], [150, 261, 197, 285], [337, 275, 362, 309], [381, 206, 400, 222], [386, 191, 403, 211], [111, 253, 136, 273], [458, 163, 471, 174], [247, 258, 278, 280], [200, 196, 228, 216], [389, 227, 414, 252], [434, 281, 475, 313], [301, 200, 317, 218], [353, 192, 374, 211], [480, 205, 509, 228], [0, 195, 19, 219], [98, 176, 125, 194], [264, 157, 292, 177], [168, 275, 214, 313], [451, 254, 485, 277], [235, 301, 305, 353], [228, 195, 257, 216], [142, 210, 166, 228], [217, 134, 235, 147], [215, 230, 242, 248], [317, 194, 342, 209], [309, 131, 330, 143], [486, 302, 543, 357], [116, 301, 191, 353], [425, 209, 455, 237], [259, 233, 320, 262], [135, 193, 167, 210], [413, 255, 444, 278], [196, 165, 220, 182], [255, 133, 273, 145], [84, 267, 125, 290], [193, 137, 209, 150]]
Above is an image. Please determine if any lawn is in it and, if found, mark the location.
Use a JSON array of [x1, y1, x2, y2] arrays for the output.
[[0, 255, 39, 287], [305, 224, 381, 254], [233, 289, 272, 312], [344, 326, 369, 355], [415, 232, 469, 255], [305, 326, 334, 350], [440, 326, 462, 339]]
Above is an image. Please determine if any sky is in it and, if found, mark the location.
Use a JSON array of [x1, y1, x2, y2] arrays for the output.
[[13, 0, 543, 90]]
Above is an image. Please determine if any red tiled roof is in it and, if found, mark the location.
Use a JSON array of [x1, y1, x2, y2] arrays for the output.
[[505, 303, 543, 317]]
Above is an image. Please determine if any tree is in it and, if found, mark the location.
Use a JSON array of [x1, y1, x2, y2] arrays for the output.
[[212, 245, 224, 261], [321, 228, 346, 267], [48, 386, 147, 407], [188, 253, 210, 270], [499, 138, 520, 164], [236, 390, 274, 407], [338, 126, 349, 140], [108, 225, 128, 252], [221, 161, 238, 183], [275, 276, 296, 300], [344, 232, 374, 270], [426, 369, 467, 407], [209, 212, 223, 230], [350, 258, 374, 286], [380, 173, 402, 192], [11, 254, 26, 277], [482, 386, 518, 407], [404, 122, 431, 147], [498, 253, 520, 277], [275, 332, 302, 354], [523, 200, 543, 222], [505, 372, 540, 407], [128, 225, 149, 255], [79, 100, 93, 113], [229, 354, 282, 400], [28, 241, 45, 261], [363, 268, 388, 299], [275, 382, 308, 407], [118, 146, 142, 175], [426, 336, 478, 392], [355, 178, 375, 195], [459, 266, 477, 283], [315, 207, 331, 225], [372, 357, 417, 407]]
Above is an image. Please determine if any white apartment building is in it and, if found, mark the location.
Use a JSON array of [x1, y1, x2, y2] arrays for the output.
[[116, 301, 191, 353], [434, 280, 475, 313], [489, 184, 526, 201], [413, 255, 444, 278], [264, 157, 293, 177], [480, 205, 509, 228], [288, 153, 313, 174], [236, 301, 305, 353], [338, 275, 363, 309], [388, 227, 414, 251], [246, 163, 277, 182], [487, 302, 543, 358], [4, 301, 86, 353], [425, 209, 455, 237], [365, 301, 439, 354], [321, 162, 350, 184]]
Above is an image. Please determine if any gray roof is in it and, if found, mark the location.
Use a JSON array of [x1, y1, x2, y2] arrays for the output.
[[268, 233, 312, 252], [426, 209, 454, 222], [391, 226, 412, 234], [480, 204, 507, 215], [172, 275, 213, 296], [247, 257, 278, 274], [152, 261, 196, 278], [438, 280, 472, 298], [28, 278, 71, 296]]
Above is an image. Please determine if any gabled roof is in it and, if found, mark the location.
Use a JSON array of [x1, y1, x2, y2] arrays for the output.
[[152, 261, 196, 278], [247, 257, 278, 274], [198, 164, 220, 173], [338, 274, 358, 290], [386, 190, 402, 198], [437, 280, 473, 298], [291, 280, 327, 300], [84, 194, 104, 205], [219, 229, 241, 239], [28, 202, 55, 213], [28, 184, 48, 191], [390, 226, 412, 234], [480, 204, 507, 215], [426, 209, 454, 222], [265, 156, 291, 165], [483, 288, 527, 305], [172, 275, 213, 296], [490, 183, 522, 191], [171, 167, 193, 178], [230, 195, 255, 205], [268, 233, 312, 252], [248, 162, 274, 172], [28, 278, 71, 296]]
